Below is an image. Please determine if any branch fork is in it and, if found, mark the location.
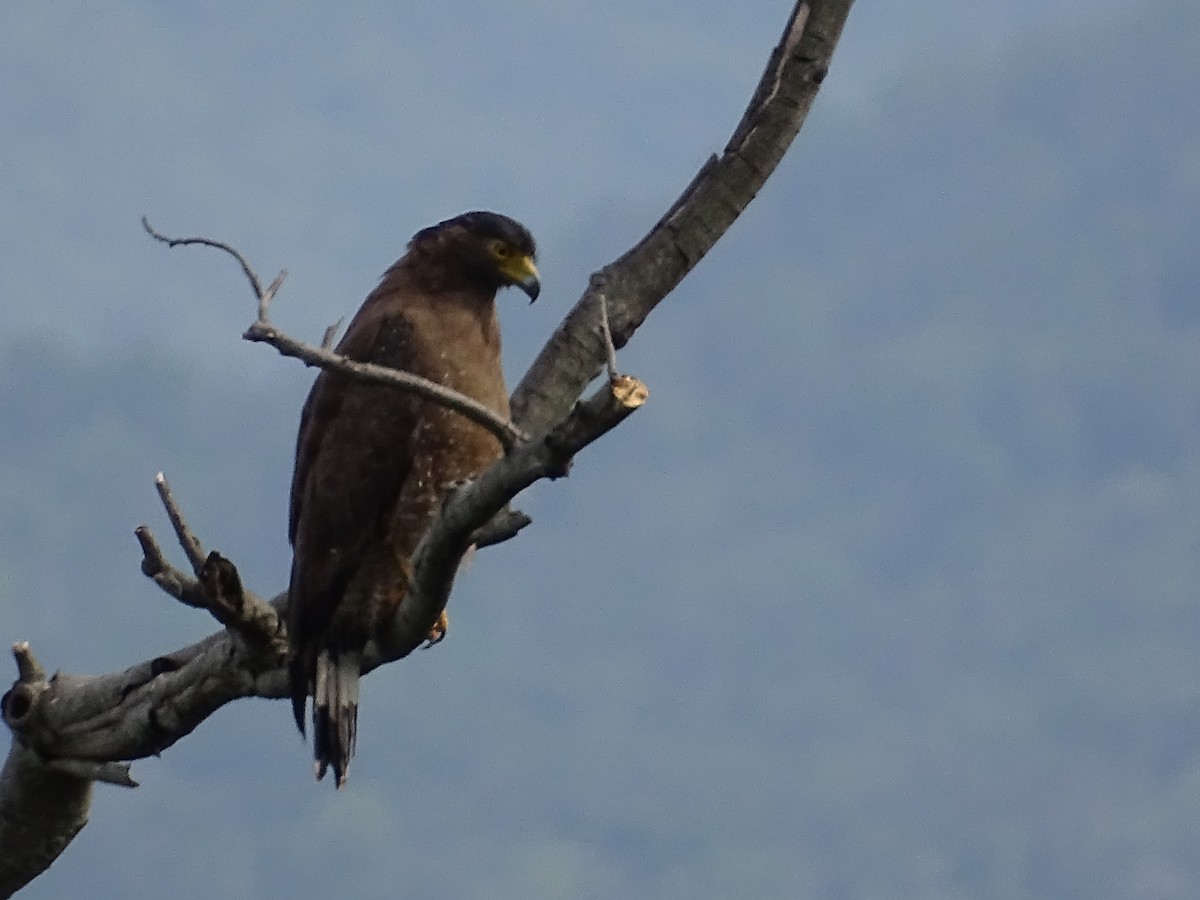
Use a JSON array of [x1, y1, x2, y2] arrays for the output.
[[4, 4, 853, 893], [134, 473, 285, 657]]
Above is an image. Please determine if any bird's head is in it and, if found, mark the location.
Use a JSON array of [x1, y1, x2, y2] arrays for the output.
[[410, 210, 540, 302]]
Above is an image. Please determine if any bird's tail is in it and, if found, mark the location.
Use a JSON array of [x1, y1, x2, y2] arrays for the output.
[[311, 649, 360, 788]]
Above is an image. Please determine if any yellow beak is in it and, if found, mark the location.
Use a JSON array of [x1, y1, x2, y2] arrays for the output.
[[501, 254, 541, 302]]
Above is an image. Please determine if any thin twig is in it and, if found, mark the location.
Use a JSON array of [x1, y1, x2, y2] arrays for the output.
[[243, 321, 528, 450], [153, 473, 206, 574], [137, 521, 283, 651], [509, 0, 850, 435], [134, 526, 202, 605], [597, 293, 620, 382], [133, 525, 167, 574], [320, 319, 343, 350], [143, 219, 526, 450], [142, 216, 268, 301], [260, 270, 289, 322]]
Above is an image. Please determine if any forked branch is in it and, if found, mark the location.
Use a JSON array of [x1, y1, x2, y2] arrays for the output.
[[135, 473, 284, 654], [143, 216, 528, 450], [1, 4, 854, 895]]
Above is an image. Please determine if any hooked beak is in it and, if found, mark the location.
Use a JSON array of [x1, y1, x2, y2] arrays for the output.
[[502, 254, 541, 303]]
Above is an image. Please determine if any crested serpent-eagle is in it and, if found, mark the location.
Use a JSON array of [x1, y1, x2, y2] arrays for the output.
[[287, 211, 540, 786]]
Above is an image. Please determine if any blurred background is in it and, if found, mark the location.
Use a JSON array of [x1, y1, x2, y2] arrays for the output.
[[2, 2, 1198, 897]]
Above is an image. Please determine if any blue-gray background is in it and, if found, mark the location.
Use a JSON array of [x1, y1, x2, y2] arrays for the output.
[[3, 2, 1199, 897]]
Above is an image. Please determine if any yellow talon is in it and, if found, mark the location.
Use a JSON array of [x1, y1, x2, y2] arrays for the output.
[[423, 610, 449, 648]]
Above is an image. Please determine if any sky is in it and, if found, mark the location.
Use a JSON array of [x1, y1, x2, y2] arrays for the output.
[[2, 2, 1199, 898]]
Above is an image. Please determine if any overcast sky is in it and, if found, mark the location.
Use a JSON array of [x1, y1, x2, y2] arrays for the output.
[[0, 0, 1139, 361], [3, 3, 1198, 899]]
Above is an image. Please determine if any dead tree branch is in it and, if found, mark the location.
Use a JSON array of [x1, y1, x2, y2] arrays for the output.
[[241, 318, 529, 450], [152, 471, 207, 573], [510, 0, 850, 435], [141, 216, 271, 302], [133, 524, 198, 605], [145, 214, 527, 450], [136, 475, 285, 653], [380, 373, 648, 658], [0, 3, 853, 894]]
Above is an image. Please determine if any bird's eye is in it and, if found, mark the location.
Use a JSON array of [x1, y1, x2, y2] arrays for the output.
[[489, 240, 510, 259]]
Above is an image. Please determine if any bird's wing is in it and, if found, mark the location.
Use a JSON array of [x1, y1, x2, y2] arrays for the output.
[[287, 299, 424, 681]]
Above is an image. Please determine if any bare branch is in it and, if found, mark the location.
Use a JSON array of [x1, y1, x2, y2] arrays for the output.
[[596, 293, 620, 382], [11, 643, 44, 685], [143, 217, 528, 450], [243, 320, 528, 450], [43, 759, 137, 789], [4, 4, 854, 893], [471, 507, 533, 549], [260, 270, 288, 322], [320, 319, 343, 350], [142, 216, 271, 302], [0, 373, 648, 774], [510, 0, 854, 435], [133, 524, 169, 577], [380, 374, 649, 658], [139, 494, 284, 653], [153, 472, 206, 574], [0, 743, 92, 899], [134, 525, 200, 604]]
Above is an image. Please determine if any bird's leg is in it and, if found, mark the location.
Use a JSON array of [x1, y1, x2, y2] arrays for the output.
[[417, 476, 480, 649], [401, 551, 449, 647]]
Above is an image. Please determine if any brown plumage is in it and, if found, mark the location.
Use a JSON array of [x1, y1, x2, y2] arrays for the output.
[[287, 211, 539, 786]]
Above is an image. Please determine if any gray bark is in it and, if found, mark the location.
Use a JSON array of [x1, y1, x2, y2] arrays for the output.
[[0, 3, 855, 895]]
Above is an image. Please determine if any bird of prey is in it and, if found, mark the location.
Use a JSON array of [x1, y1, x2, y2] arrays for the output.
[[287, 211, 539, 787]]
